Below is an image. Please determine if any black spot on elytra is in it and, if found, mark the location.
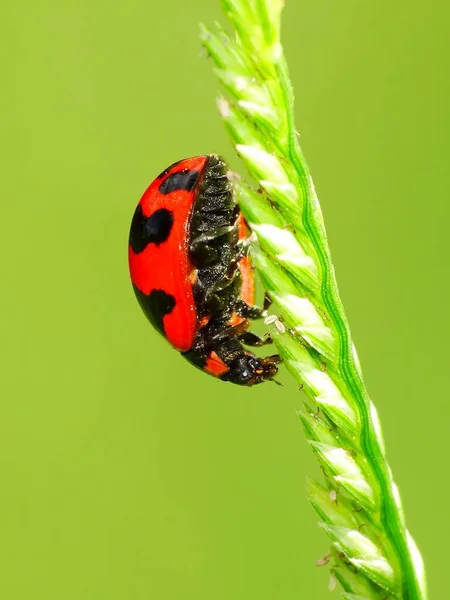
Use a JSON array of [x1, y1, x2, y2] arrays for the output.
[[133, 287, 176, 336], [129, 206, 174, 253], [156, 159, 183, 180], [159, 169, 200, 194]]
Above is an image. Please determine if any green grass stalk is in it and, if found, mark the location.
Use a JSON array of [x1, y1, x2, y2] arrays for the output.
[[200, 1, 427, 598]]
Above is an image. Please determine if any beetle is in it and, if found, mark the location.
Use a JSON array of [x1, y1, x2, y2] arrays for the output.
[[128, 154, 280, 385]]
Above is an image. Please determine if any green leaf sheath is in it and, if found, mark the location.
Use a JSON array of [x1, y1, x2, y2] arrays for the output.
[[201, 1, 426, 598]]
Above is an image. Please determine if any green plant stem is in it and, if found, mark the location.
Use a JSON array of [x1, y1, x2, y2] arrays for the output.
[[277, 54, 421, 600], [201, 1, 427, 598]]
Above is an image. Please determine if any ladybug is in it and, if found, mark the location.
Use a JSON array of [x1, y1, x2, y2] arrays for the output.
[[128, 154, 280, 386]]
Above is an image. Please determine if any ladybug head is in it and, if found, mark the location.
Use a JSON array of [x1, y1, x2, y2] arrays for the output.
[[224, 354, 279, 386]]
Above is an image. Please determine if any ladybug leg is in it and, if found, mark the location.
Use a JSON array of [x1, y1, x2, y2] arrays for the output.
[[235, 299, 266, 320], [263, 293, 273, 311], [208, 321, 249, 345], [207, 323, 275, 349], [261, 354, 282, 365], [239, 331, 273, 347], [234, 293, 273, 320]]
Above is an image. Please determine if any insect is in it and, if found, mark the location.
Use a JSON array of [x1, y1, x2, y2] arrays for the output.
[[128, 154, 280, 386]]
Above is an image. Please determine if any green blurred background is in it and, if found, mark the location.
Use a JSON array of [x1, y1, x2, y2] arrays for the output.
[[2, 1, 448, 598]]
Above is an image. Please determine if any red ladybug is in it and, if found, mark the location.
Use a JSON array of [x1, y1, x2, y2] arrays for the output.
[[128, 155, 280, 386]]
